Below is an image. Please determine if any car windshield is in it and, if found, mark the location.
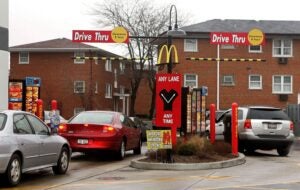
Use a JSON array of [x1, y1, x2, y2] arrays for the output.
[[247, 108, 290, 120], [69, 112, 114, 124], [0, 113, 6, 131]]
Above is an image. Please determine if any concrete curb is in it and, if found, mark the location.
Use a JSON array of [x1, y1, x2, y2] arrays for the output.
[[130, 153, 246, 170]]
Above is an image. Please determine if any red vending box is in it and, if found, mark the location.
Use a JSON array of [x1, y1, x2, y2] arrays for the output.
[[8, 80, 24, 110]]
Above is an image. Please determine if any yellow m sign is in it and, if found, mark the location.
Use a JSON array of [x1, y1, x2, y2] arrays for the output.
[[157, 45, 179, 65]]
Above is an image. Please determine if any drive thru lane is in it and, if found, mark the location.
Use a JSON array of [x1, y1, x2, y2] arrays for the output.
[[1, 141, 300, 190]]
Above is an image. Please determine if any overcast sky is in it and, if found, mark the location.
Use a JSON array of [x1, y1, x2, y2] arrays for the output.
[[9, 0, 300, 54]]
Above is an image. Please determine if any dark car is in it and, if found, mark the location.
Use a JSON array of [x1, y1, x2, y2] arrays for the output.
[[58, 111, 142, 159], [130, 117, 152, 141]]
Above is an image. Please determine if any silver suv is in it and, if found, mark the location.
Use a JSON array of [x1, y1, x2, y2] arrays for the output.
[[222, 106, 295, 156]]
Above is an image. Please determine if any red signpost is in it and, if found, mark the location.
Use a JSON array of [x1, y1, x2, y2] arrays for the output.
[[231, 102, 238, 156], [36, 99, 43, 120], [209, 104, 216, 144], [155, 73, 181, 146], [51, 99, 57, 110]]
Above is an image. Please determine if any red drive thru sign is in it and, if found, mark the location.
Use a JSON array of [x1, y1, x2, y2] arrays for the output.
[[155, 73, 181, 129], [210, 28, 265, 46], [72, 27, 129, 43]]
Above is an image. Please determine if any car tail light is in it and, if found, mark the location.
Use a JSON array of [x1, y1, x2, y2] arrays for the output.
[[244, 119, 252, 129], [290, 121, 294, 131], [58, 124, 67, 133], [103, 126, 115, 133]]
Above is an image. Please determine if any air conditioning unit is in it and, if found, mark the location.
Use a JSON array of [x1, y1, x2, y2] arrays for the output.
[[278, 57, 288, 64], [278, 94, 288, 101]]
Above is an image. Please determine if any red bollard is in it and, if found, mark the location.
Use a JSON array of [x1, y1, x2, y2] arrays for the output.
[[209, 104, 216, 144], [36, 99, 43, 120], [231, 102, 238, 156], [51, 100, 57, 110]]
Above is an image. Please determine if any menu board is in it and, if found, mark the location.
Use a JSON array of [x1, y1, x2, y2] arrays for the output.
[[8, 82, 23, 110], [186, 94, 192, 133], [26, 86, 39, 114]]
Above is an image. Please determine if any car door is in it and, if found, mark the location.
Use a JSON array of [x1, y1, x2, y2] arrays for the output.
[[26, 114, 59, 166], [128, 117, 141, 148], [13, 113, 40, 170], [121, 115, 139, 149]]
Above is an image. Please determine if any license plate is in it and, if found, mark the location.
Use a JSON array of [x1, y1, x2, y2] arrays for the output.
[[77, 139, 88, 144], [268, 124, 277, 129]]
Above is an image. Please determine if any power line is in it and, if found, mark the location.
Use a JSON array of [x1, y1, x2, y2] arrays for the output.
[[72, 57, 153, 61], [186, 57, 266, 62]]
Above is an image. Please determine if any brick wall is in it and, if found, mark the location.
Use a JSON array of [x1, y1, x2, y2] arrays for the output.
[[10, 51, 131, 119], [155, 37, 300, 110]]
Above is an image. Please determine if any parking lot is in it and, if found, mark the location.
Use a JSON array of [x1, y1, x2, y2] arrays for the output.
[[1, 139, 300, 190]]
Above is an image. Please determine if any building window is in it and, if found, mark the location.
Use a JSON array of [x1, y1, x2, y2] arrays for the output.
[[119, 62, 125, 74], [249, 75, 262, 89], [74, 81, 85, 93], [221, 75, 235, 86], [105, 60, 112, 72], [184, 39, 197, 52], [272, 75, 292, 94], [105, 83, 112, 98], [19, 52, 29, 64], [74, 107, 85, 116], [249, 45, 262, 53], [74, 52, 85, 64], [272, 39, 292, 57], [120, 85, 125, 99], [184, 74, 198, 88]]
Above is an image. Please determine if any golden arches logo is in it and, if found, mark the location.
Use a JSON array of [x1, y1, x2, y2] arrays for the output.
[[157, 45, 179, 65]]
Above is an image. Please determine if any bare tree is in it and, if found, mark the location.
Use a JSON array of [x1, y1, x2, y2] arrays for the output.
[[90, 0, 171, 117]]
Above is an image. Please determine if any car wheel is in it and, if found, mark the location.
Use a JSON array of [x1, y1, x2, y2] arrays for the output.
[[6, 154, 22, 186], [277, 146, 290, 156], [238, 140, 245, 153], [134, 137, 142, 155], [52, 147, 69, 174], [245, 147, 255, 155], [117, 140, 126, 160]]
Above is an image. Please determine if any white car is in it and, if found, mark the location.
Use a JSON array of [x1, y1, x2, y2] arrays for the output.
[[223, 106, 295, 156], [205, 110, 226, 140], [0, 110, 71, 186]]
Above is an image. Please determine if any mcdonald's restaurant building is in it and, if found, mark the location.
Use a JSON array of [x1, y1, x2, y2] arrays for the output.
[[153, 19, 300, 111]]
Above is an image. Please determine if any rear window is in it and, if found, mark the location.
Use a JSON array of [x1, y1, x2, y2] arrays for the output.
[[247, 108, 290, 120], [0, 113, 7, 130], [69, 112, 114, 124]]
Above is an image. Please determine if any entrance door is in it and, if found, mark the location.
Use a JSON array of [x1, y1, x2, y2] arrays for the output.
[[113, 93, 130, 116]]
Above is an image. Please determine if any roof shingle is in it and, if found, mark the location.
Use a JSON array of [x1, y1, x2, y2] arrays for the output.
[[181, 19, 300, 34], [9, 38, 119, 56]]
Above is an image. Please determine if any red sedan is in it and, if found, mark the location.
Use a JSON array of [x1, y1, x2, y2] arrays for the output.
[[58, 111, 142, 159]]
